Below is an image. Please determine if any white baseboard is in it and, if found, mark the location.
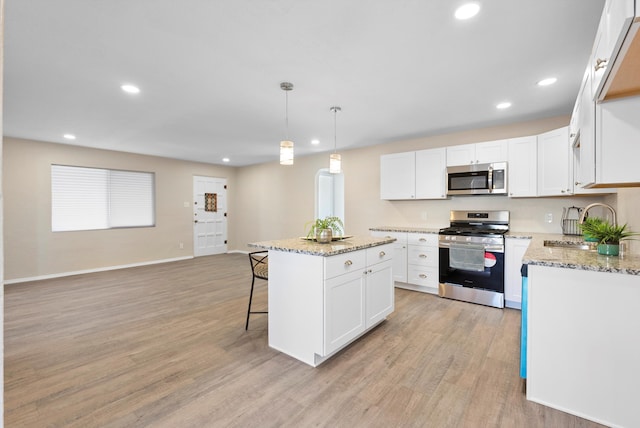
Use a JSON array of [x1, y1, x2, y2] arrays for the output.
[[4, 256, 194, 285]]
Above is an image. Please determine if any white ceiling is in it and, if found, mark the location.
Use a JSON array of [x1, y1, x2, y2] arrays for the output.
[[4, 0, 605, 167]]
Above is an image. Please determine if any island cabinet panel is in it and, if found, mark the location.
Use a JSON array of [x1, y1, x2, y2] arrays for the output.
[[324, 270, 366, 355], [527, 265, 640, 428], [267, 242, 395, 367]]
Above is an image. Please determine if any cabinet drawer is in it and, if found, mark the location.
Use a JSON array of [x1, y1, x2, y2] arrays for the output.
[[407, 245, 438, 267], [407, 265, 439, 287], [407, 233, 437, 246], [324, 250, 366, 279], [366, 244, 394, 266], [370, 230, 408, 244]]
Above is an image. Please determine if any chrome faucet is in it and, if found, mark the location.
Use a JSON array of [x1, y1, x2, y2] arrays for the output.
[[579, 203, 617, 226]]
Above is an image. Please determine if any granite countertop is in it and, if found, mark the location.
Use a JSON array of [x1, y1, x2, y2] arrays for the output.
[[521, 233, 640, 276], [248, 235, 396, 257], [370, 226, 440, 234]]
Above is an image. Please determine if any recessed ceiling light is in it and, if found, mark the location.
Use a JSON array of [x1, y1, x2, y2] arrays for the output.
[[63, 134, 76, 140], [311, 139, 320, 145], [121, 84, 140, 94], [537, 77, 558, 87], [222, 157, 230, 163], [455, 3, 480, 20], [496, 102, 512, 110]]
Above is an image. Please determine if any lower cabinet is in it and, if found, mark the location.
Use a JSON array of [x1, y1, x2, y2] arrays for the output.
[[406, 233, 439, 294], [504, 237, 531, 309], [324, 246, 393, 355], [370, 231, 407, 282], [370, 230, 439, 294], [268, 244, 394, 367]]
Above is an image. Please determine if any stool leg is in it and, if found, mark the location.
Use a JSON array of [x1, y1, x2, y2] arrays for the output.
[[245, 276, 256, 330]]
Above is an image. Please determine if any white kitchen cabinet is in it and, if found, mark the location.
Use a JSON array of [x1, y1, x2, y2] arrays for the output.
[[504, 237, 531, 309], [527, 264, 640, 428], [370, 231, 407, 283], [324, 269, 366, 354], [507, 136, 537, 197], [324, 245, 393, 355], [446, 139, 509, 166], [364, 246, 395, 327], [415, 148, 447, 199], [267, 243, 394, 366], [591, 0, 636, 100], [380, 151, 416, 200], [537, 127, 571, 196], [406, 233, 439, 294], [595, 95, 640, 186]]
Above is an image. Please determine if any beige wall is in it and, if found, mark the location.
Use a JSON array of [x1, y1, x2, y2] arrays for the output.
[[6, 114, 639, 281], [234, 115, 617, 251], [3, 138, 237, 280]]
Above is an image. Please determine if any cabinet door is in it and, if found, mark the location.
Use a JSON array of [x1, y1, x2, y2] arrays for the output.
[[446, 143, 476, 166], [370, 232, 407, 283], [596, 96, 640, 185], [407, 245, 438, 268], [380, 152, 416, 200], [365, 259, 394, 328], [476, 139, 509, 163], [324, 270, 365, 355], [415, 148, 447, 199], [504, 238, 531, 309], [508, 136, 537, 197], [577, 71, 596, 188], [592, 0, 635, 100], [537, 127, 571, 196]]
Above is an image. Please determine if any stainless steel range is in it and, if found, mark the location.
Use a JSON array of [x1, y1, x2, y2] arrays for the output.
[[438, 210, 509, 308]]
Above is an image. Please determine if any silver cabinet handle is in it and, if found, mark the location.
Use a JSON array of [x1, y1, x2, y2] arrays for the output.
[[594, 58, 607, 71], [419, 254, 427, 258], [344, 260, 353, 266], [419, 274, 427, 279], [418, 238, 427, 242], [379, 251, 386, 257]]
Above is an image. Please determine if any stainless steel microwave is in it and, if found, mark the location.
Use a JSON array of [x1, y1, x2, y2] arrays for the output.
[[446, 162, 507, 195]]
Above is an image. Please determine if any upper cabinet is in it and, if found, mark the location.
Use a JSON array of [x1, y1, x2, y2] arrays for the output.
[[537, 127, 572, 196], [380, 148, 447, 200], [592, 0, 638, 101], [446, 139, 509, 166], [380, 152, 416, 200], [415, 148, 447, 199], [508, 136, 538, 197]]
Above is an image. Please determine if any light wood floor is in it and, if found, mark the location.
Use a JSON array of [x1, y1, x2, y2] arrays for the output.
[[5, 254, 604, 427]]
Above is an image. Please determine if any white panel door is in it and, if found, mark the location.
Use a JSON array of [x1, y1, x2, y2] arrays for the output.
[[193, 176, 227, 256]]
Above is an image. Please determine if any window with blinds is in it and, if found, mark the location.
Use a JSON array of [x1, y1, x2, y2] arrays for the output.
[[51, 165, 155, 232]]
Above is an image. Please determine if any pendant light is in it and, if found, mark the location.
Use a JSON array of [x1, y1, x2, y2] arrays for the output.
[[329, 106, 342, 174], [279, 82, 294, 165]]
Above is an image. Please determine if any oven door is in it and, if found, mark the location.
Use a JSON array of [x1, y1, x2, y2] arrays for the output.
[[438, 243, 505, 293]]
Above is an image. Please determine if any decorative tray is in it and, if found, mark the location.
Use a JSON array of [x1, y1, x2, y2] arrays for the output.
[[300, 235, 353, 241]]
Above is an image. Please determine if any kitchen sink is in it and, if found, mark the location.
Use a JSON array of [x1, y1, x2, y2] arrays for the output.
[[543, 240, 598, 251]]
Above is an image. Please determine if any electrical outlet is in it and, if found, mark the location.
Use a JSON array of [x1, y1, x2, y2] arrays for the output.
[[421, 212, 428, 221], [545, 213, 553, 223], [179, 242, 184, 249]]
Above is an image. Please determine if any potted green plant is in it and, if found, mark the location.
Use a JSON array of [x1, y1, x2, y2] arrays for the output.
[[579, 218, 637, 256], [579, 217, 604, 242], [306, 216, 344, 243]]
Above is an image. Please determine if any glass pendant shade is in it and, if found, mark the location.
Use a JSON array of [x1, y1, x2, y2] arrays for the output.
[[279, 82, 294, 166], [280, 140, 294, 165], [329, 153, 342, 174]]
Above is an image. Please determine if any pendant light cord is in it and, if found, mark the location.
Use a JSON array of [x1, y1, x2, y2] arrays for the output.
[[285, 90, 289, 141], [331, 106, 341, 154]]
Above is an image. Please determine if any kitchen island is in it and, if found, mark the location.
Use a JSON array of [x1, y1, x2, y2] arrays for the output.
[[522, 236, 640, 428], [248, 236, 396, 367]]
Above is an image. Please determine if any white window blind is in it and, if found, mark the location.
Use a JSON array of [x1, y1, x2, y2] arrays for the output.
[[52, 165, 155, 232]]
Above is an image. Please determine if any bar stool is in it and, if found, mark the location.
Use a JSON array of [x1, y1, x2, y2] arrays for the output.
[[246, 251, 268, 330]]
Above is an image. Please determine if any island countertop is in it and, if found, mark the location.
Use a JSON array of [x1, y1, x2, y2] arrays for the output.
[[517, 233, 640, 276], [248, 235, 396, 257]]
